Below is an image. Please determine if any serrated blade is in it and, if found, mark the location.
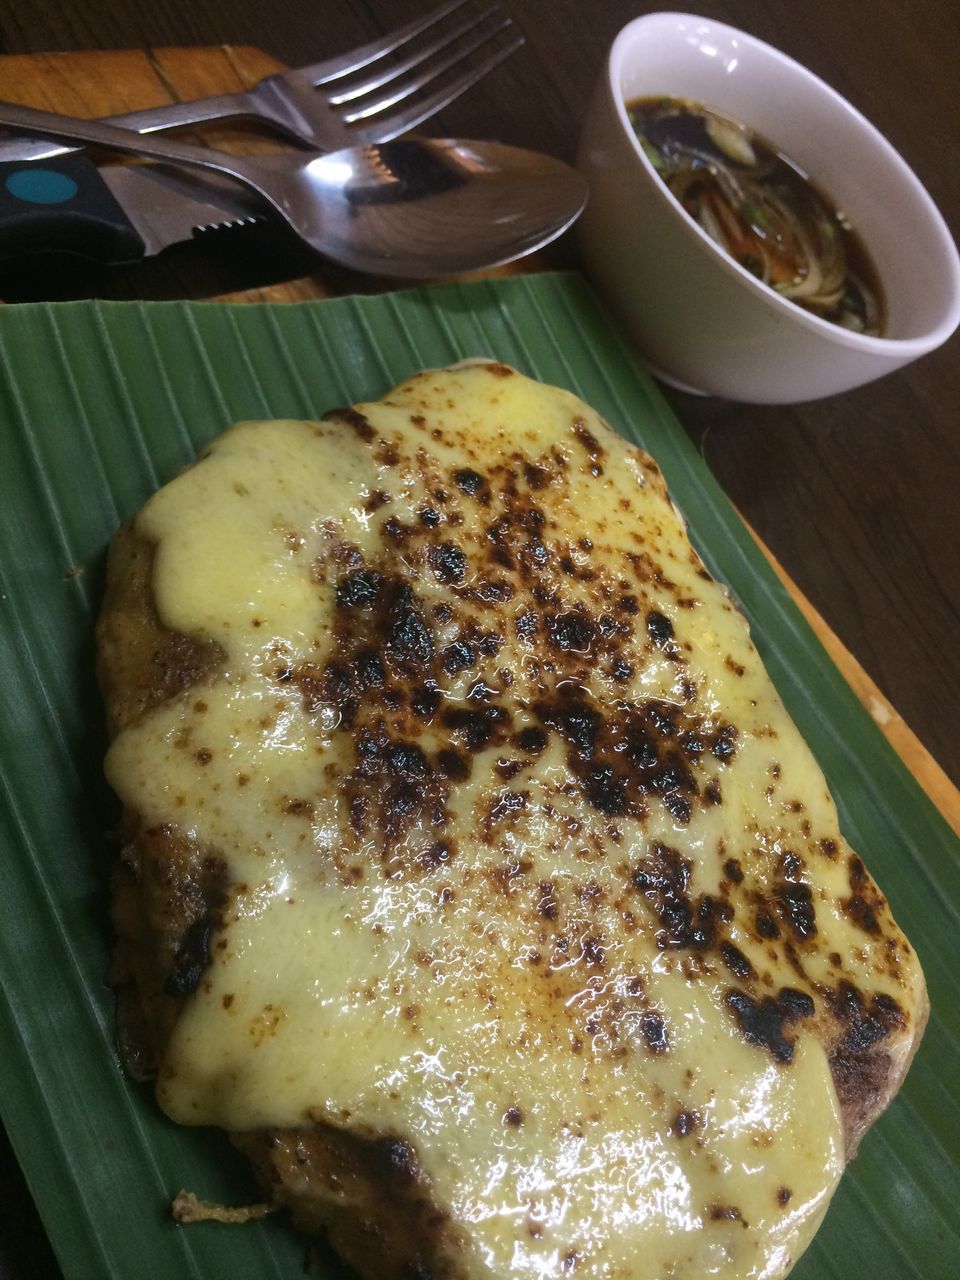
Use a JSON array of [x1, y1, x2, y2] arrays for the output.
[[99, 162, 271, 256]]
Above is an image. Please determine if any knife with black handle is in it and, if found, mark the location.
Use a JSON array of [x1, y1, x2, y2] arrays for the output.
[[0, 153, 266, 263]]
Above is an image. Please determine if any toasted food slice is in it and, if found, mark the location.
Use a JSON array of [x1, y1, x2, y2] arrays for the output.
[[98, 363, 926, 1280]]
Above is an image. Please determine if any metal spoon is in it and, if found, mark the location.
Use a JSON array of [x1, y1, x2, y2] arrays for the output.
[[0, 100, 588, 277]]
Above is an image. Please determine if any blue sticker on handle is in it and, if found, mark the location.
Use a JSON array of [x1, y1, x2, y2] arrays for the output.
[[5, 168, 79, 205]]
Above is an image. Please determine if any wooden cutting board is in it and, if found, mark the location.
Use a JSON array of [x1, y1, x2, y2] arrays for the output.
[[2, 43, 957, 833]]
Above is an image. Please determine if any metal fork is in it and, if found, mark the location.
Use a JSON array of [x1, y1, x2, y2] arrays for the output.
[[0, 0, 522, 164]]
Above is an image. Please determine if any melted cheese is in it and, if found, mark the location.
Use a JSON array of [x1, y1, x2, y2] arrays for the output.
[[105, 364, 921, 1279]]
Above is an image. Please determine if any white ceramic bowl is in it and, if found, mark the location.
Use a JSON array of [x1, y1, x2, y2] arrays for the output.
[[576, 11, 960, 402]]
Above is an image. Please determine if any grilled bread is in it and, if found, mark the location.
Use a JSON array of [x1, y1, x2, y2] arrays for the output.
[[98, 363, 927, 1279]]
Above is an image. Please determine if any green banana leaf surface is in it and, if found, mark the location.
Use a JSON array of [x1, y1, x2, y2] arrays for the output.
[[0, 272, 956, 1280]]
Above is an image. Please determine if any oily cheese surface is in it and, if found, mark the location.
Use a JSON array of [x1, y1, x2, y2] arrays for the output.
[[103, 364, 925, 1280]]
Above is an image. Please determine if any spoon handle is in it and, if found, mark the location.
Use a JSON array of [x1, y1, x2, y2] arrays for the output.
[[0, 100, 264, 204]]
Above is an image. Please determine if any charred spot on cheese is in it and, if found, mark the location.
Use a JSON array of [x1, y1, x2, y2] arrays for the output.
[[515, 726, 547, 755], [645, 609, 674, 648], [708, 1204, 746, 1225], [829, 981, 905, 1053], [726, 987, 815, 1063], [165, 912, 217, 997], [526, 692, 741, 826], [363, 489, 391, 514], [724, 857, 744, 884], [100, 364, 926, 1280], [842, 853, 885, 934], [452, 467, 488, 500], [335, 569, 382, 609], [640, 1009, 669, 1053], [428, 542, 467, 585], [435, 748, 469, 782], [721, 942, 756, 981], [546, 609, 595, 653], [671, 1108, 701, 1138], [756, 908, 781, 939], [385, 585, 434, 672], [345, 730, 450, 846], [323, 405, 376, 442], [632, 842, 733, 949], [774, 872, 818, 941]]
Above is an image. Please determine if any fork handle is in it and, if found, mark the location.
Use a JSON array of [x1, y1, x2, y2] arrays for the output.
[[0, 99, 259, 185], [0, 99, 282, 237], [0, 90, 263, 165]]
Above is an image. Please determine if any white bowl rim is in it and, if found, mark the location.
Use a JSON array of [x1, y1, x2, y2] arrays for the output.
[[606, 10, 960, 356]]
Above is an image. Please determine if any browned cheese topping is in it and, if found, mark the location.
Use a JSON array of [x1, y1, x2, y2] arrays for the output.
[[104, 363, 926, 1280]]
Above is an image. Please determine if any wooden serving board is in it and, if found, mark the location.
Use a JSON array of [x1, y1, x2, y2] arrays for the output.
[[3, 44, 958, 834]]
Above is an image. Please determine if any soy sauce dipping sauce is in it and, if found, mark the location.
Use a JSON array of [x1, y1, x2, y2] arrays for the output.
[[628, 96, 885, 335]]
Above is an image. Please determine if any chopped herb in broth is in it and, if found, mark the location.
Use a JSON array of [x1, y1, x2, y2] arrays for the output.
[[628, 97, 885, 334]]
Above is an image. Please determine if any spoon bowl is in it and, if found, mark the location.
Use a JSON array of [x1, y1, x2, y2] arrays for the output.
[[0, 100, 587, 277], [265, 137, 589, 275]]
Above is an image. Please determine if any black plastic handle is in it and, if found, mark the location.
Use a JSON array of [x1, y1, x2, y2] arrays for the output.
[[0, 154, 145, 263]]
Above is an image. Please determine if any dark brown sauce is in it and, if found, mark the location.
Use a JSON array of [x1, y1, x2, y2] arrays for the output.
[[627, 96, 885, 334]]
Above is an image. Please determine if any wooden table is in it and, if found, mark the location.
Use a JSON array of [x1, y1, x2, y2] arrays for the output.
[[0, 2, 957, 1276]]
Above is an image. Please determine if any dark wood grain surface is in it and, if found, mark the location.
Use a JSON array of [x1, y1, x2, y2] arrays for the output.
[[0, 3, 957, 1277]]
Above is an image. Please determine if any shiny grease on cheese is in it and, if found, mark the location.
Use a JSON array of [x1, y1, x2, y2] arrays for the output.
[[106, 364, 920, 1279]]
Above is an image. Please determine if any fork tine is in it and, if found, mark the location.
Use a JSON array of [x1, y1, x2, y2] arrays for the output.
[[341, 19, 520, 124], [345, 30, 524, 144], [311, 0, 474, 85], [325, 4, 501, 105]]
